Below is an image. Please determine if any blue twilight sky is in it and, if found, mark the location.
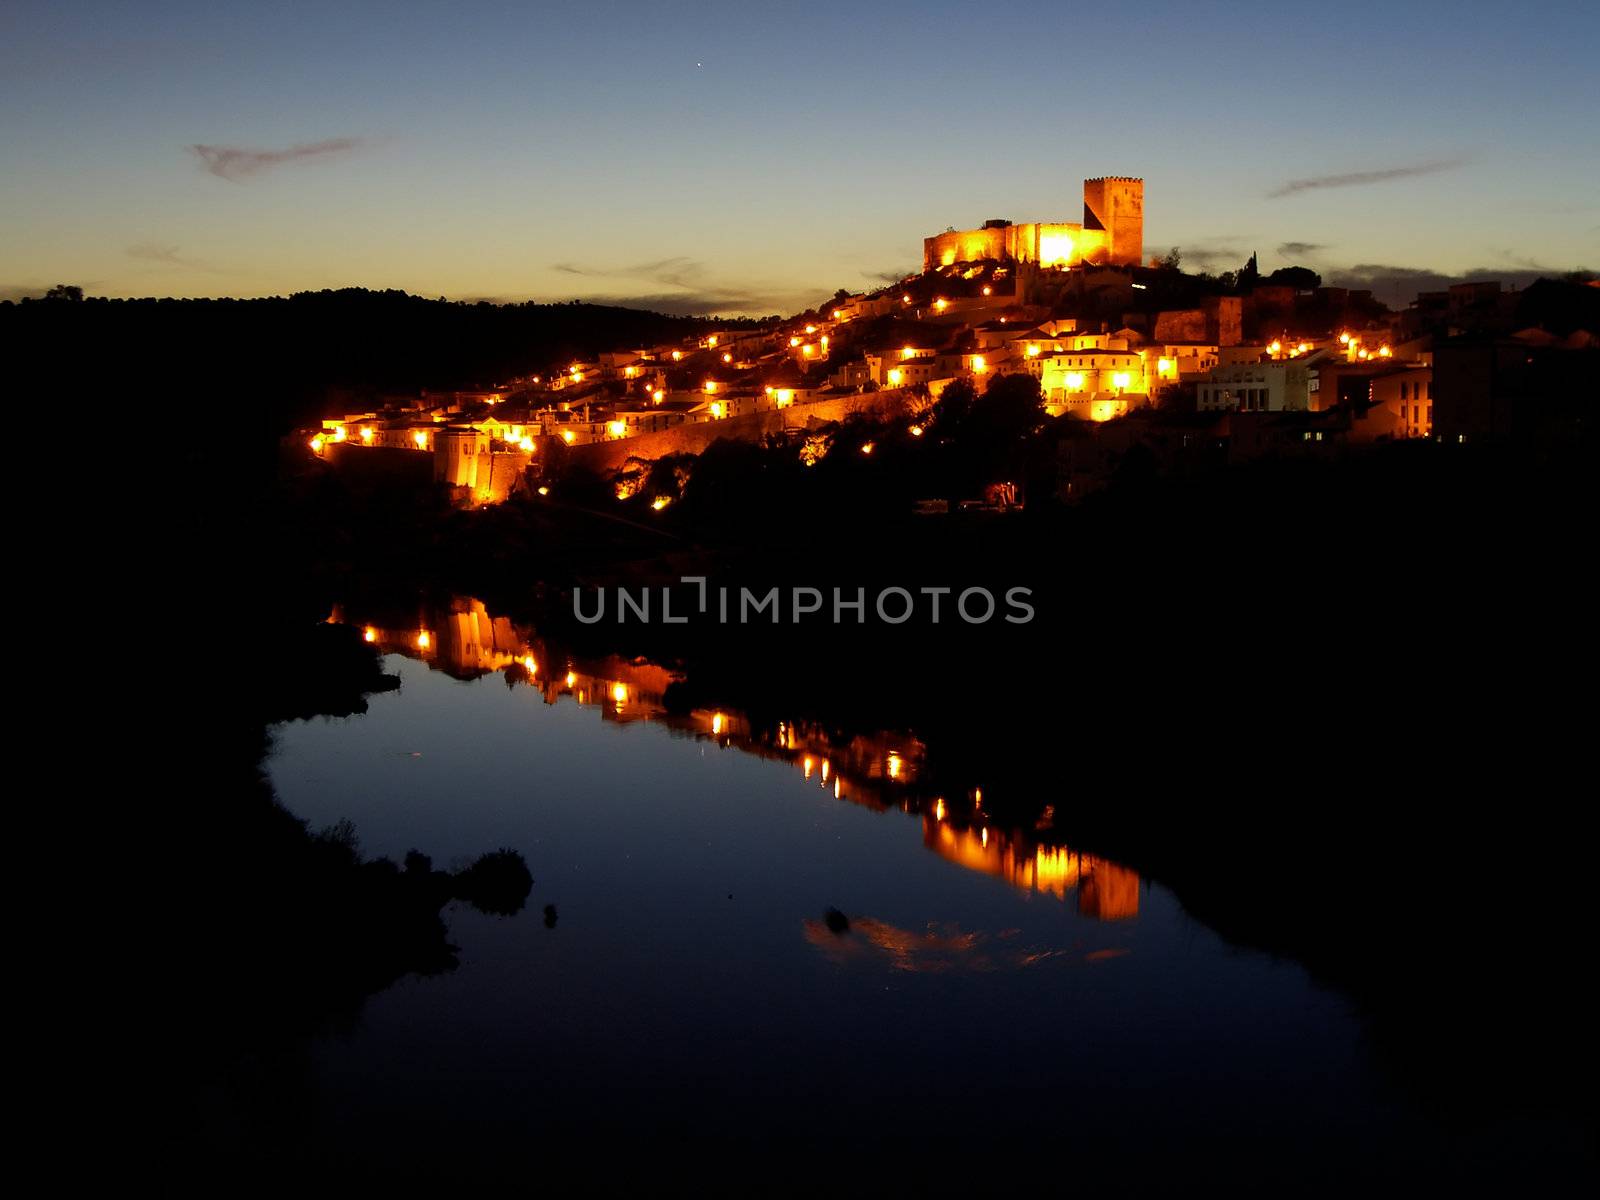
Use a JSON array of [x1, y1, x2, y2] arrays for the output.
[[2, 0, 1596, 312]]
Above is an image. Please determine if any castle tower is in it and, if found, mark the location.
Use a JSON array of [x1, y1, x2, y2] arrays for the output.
[[1082, 177, 1144, 267]]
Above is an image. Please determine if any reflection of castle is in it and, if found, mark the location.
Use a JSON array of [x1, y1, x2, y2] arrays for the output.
[[923, 816, 1139, 920], [331, 596, 1138, 918]]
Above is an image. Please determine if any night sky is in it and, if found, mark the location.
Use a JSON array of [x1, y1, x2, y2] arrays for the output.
[[3, 0, 1596, 311]]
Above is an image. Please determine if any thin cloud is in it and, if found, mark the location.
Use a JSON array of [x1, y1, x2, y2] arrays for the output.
[[1326, 260, 1590, 305], [552, 257, 820, 317], [1268, 158, 1465, 198], [189, 137, 365, 181], [1277, 242, 1327, 259]]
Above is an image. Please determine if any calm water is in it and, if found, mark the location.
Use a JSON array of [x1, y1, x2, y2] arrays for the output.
[[262, 604, 1588, 1185]]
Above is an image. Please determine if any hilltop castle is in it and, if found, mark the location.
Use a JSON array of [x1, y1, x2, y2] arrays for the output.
[[923, 177, 1144, 273]]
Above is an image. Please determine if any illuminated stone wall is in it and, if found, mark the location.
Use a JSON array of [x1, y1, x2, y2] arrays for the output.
[[922, 178, 1140, 270], [1082, 176, 1143, 267]]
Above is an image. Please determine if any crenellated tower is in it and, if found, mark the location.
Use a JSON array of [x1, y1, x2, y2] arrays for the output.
[[1082, 176, 1144, 267]]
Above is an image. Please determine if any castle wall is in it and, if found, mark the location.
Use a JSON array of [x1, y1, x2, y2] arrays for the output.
[[1082, 177, 1143, 267]]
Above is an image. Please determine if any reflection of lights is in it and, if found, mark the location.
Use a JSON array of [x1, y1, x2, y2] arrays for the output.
[[981, 827, 988, 847], [934, 797, 945, 821], [834, 778, 842, 799], [712, 712, 725, 735], [821, 760, 830, 782], [565, 671, 577, 687], [887, 752, 903, 779], [803, 755, 814, 780]]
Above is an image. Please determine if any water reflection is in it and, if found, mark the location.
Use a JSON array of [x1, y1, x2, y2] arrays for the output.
[[331, 597, 1140, 919]]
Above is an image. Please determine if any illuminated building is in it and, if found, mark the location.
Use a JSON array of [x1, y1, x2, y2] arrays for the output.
[[923, 177, 1144, 271]]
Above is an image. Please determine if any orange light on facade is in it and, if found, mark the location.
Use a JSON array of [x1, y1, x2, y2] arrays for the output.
[[710, 401, 725, 419], [331, 425, 347, 442], [1269, 340, 1283, 356], [416, 631, 431, 650], [908, 424, 924, 437], [934, 298, 949, 312], [672, 350, 683, 361], [651, 496, 670, 511], [722, 352, 732, 363], [801, 343, 815, 358], [703, 380, 718, 393], [707, 336, 718, 348], [971, 355, 987, 373], [900, 346, 916, 359], [982, 285, 992, 296], [887, 368, 904, 386], [523, 656, 538, 675], [712, 713, 725, 735], [886, 753, 902, 779], [360, 426, 374, 444], [1379, 345, 1392, 358], [561, 430, 576, 444], [902, 294, 911, 304], [519, 436, 534, 451], [789, 336, 801, 347], [607, 420, 626, 437], [1338, 332, 1351, 344], [412, 430, 429, 449], [309, 435, 325, 453], [774, 389, 794, 407], [363, 626, 377, 643], [1113, 371, 1132, 390], [805, 324, 816, 334], [1066, 372, 1085, 390], [564, 671, 576, 687], [832, 309, 843, 319], [1025, 343, 1041, 358], [612, 682, 628, 706], [652, 389, 665, 403], [624, 365, 637, 378]]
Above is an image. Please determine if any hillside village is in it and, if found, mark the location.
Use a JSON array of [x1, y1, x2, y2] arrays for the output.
[[304, 176, 1599, 508]]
